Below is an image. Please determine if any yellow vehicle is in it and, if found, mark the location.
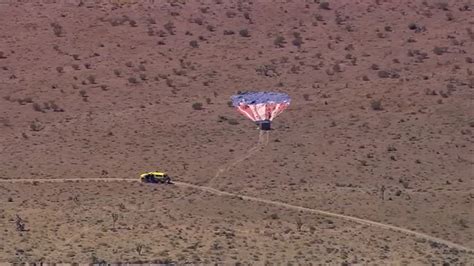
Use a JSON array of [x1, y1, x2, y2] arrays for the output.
[[140, 172, 172, 184]]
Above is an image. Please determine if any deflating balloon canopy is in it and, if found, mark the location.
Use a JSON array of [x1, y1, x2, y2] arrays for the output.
[[231, 91, 291, 130]]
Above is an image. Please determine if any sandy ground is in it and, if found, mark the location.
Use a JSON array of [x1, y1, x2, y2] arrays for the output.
[[0, 0, 473, 263]]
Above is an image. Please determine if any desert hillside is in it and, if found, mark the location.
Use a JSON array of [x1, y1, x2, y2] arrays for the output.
[[0, 0, 473, 263]]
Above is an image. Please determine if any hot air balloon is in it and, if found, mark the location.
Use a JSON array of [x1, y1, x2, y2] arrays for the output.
[[231, 91, 291, 130]]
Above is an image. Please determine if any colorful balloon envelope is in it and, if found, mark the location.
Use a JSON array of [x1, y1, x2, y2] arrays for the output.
[[231, 91, 291, 130]]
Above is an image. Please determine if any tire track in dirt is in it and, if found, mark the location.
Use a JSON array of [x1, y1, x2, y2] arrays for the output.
[[175, 182, 474, 253], [1, 177, 472, 252], [207, 130, 269, 186]]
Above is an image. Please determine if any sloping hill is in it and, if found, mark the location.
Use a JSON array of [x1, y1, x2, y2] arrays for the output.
[[0, 0, 472, 263]]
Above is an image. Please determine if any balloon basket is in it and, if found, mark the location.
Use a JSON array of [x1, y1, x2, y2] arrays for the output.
[[258, 120, 271, 131]]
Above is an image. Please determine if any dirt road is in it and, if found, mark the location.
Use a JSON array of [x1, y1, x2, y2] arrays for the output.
[[1, 177, 472, 253]]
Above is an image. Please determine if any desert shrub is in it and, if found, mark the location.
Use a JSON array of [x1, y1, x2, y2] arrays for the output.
[[128, 77, 138, 84], [408, 23, 418, 30], [446, 12, 454, 21], [72, 64, 80, 70], [333, 63, 343, 72], [270, 213, 279, 220], [90, 254, 106, 264], [87, 75, 96, 84], [292, 32, 303, 47], [205, 97, 212, 104], [135, 244, 144, 255], [223, 30, 235, 35], [226, 11, 236, 18], [377, 70, 390, 78], [113, 69, 121, 77], [189, 40, 199, 48], [109, 16, 130, 26], [239, 29, 250, 37], [467, 28, 474, 40], [274, 36, 286, 48], [371, 64, 380, 70], [15, 215, 26, 231], [49, 101, 64, 112], [164, 22, 175, 35], [192, 18, 203, 25], [192, 102, 203, 110], [433, 46, 447, 55], [408, 23, 426, 32], [296, 217, 303, 231], [436, 1, 449, 10], [425, 88, 437, 96], [43, 102, 52, 111], [129, 20, 137, 27], [30, 120, 44, 131], [111, 213, 119, 229], [19, 97, 33, 105], [32, 103, 44, 112], [457, 219, 469, 229], [51, 22, 64, 37], [319, 2, 330, 10], [173, 69, 186, 76], [228, 119, 239, 125], [56, 66, 64, 73], [303, 94, 310, 101], [165, 78, 175, 88], [467, 57, 473, 63], [370, 99, 383, 111], [399, 178, 410, 189], [207, 25, 216, 32], [139, 73, 147, 80], [147, 28, 155, 36], [0, 117, 11, 128], [256, 64, 278, 77]]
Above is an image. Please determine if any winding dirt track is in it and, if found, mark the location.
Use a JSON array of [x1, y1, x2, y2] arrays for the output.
[[1, 177, 472, 253], [207, 130, 269, 186]]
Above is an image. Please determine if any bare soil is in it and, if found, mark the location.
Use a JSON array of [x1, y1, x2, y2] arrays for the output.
[[0, 0, 473, 263]]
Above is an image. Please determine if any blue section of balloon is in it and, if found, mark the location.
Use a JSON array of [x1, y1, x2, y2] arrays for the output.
[[231, 92, 291, 106]]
